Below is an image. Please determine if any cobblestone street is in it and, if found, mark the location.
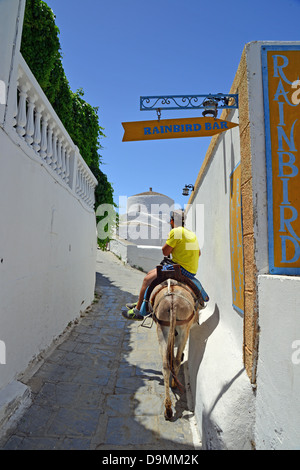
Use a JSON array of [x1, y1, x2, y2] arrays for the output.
[[0, 250, 201, 450]]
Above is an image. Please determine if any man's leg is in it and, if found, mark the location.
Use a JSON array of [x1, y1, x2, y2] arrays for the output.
[[122, 268, 157, 321], [136, 268, 157, 311]]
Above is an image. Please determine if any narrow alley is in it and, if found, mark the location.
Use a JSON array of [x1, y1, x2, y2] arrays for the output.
[[0, 250, 201, 451]]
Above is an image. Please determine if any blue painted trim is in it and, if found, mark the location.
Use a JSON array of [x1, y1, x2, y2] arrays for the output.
[[232, 304, 244, 316], [261, 44, 300, 276], [229, 160, 241, 177]]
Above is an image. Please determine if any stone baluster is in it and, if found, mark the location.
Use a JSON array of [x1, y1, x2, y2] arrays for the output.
[[76, 166, 82, 196], [46, 121, 54, 167], [86, 178, 92, 206], [33, 103, 43, 153], [83, 173, 87, 199], [39, 112, 49, 160], [91, 184, 95, 208], [82, 173, 86, 200], [56, 135, 62, 176], [60, 140, 66, 180], [12, 71, 22, 128], [90, 180, 95, 207], [51, 130, 58, 171], [65, 146, 71, 185], [16, 81, 29, 137], [76, 167, 80, 195], [85, 178, 90, 204], [85, 176, 90, 203], [25, 92, 36, 145]]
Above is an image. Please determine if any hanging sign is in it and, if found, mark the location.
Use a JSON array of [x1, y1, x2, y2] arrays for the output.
[[262, 45, 300, 275], [122, 117, 238, 142]]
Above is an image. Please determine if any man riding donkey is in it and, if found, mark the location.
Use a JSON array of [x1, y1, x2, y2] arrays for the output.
[[122, 209, 209, 321]]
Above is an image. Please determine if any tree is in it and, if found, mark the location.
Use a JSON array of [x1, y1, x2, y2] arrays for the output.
[[21, 0, 116, 235]]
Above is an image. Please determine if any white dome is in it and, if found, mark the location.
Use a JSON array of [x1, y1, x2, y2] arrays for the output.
[[119, 188, 175, 246]]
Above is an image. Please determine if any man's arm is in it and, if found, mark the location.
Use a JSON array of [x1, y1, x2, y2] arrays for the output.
[[162, 243, 173, 257]]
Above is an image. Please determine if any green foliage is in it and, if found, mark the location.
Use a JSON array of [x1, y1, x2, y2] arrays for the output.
[[21, 0, 115, 234], [21, 0, 61, 90], [69, 89, 105, 168], [90, 163, 116, 249]]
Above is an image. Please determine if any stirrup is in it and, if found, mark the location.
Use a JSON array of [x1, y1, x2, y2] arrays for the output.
[[139, 313, 153, 329]]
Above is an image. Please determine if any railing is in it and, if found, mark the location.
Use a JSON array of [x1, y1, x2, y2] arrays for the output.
[[5, 53, 97, 210]]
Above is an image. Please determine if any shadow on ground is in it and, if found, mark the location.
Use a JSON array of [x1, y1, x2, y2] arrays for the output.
[[0, 252, 200, 450]]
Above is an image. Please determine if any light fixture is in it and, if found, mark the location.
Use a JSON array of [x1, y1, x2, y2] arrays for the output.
[[202, 98, 219, 119], [182, 184, 194, 196]]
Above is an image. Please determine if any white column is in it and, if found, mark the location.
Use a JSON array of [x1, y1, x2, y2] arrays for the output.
[[51, 130, 58, 171], [61, 141, 66, 180], [40, 112, 50, 160], [16, 81, 29, 137], [65, 146, 71, 185], [56, 136, 62, 175], [25, 93, 36, 145], [33, 103, 43, 153], [69, 146, 79, 192], [46, 121, 54, 166]]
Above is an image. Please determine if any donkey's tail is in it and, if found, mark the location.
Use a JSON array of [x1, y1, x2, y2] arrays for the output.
[[166, 284, 184, 393]]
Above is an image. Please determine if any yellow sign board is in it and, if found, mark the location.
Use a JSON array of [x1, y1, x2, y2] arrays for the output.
[[122, 117, 238, 142], [262, 45, 300, 274], [230, 162, 244, 315]]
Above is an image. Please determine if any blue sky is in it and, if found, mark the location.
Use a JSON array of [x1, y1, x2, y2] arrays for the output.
[[45, 0, 300, 210]]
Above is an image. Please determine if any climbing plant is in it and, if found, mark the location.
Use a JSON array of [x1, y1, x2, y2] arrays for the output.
[[21, 0, 116, 249]]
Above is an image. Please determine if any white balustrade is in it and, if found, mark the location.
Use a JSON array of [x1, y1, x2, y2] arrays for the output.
[[8, 53, 97, 210], [32, 103, 43, 152]]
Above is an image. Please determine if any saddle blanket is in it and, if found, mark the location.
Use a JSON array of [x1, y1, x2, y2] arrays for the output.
[[138, 265, 209, 317], [161, 264, 209, 303]]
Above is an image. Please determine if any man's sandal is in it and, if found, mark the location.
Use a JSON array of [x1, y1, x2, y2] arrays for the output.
[[122, 307, 144, 321], [125, 302, 138, 309]]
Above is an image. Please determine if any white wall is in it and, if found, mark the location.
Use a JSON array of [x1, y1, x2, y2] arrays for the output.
[[0, 0, 97, 429], [109, 237, 163, 273], [0, 126, 97, 392], [186, 109, 255, 450], [256, 275, 300, 449], [186, 41, 300, 450], [245, 41, 300, 450]]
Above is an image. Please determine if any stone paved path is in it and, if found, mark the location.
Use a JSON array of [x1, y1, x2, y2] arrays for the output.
[[0, 250, 201, 450]]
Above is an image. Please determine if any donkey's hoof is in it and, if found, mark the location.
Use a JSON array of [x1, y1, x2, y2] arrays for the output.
[[164, 408, 173, 420]]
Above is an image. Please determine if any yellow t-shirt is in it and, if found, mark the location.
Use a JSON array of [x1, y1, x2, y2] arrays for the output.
[[166, 227, 199, 274]]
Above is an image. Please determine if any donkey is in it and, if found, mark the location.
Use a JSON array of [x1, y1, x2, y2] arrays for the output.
[[149, 276, 202, 420]]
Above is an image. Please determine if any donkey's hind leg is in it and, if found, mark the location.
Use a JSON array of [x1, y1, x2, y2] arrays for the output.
[[157, 325, 173, 420], [171, 326, 190, 389]]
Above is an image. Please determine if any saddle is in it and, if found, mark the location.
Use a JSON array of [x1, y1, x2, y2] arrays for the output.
[[144, 264, 205, 314]]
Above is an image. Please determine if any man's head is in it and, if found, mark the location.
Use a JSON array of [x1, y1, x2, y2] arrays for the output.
[[170, 209, 185, 228]]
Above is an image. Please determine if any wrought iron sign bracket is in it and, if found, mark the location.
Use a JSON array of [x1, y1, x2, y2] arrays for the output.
[[140, 94, 239, 112]]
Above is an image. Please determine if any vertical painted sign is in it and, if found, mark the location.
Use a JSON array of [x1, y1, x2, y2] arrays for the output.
[[230, 162, 244, 315], [262, 45, 300, 274]]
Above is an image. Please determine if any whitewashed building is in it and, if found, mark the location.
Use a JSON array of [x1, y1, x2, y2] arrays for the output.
[[110, 188, 175, 272], [185, 41, 300, 450]]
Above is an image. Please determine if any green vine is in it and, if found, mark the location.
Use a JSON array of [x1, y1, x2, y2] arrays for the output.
[[21, 0, 116, 248]]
